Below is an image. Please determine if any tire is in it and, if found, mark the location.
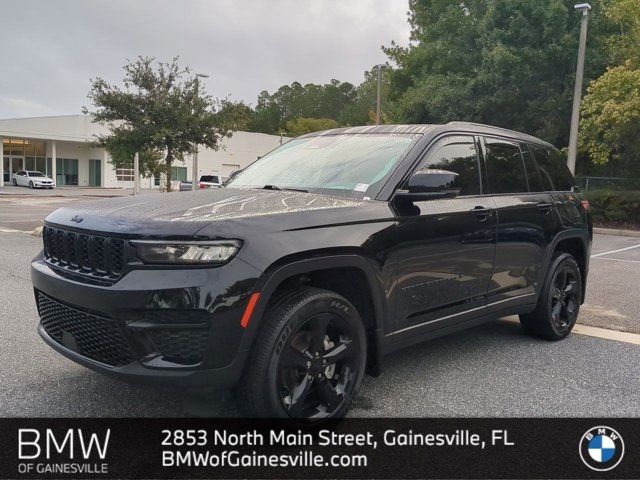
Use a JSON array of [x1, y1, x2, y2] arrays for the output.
[[235, 287, 367, 420], [519, 252, 582, 341], [28, 181, 34, 188], [11, 178, 17, 186]]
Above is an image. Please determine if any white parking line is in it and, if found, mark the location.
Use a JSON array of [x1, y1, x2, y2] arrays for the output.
[[591, 243, 640, 258], [501, 317, 640, 346], [593, 257, 640, 265]]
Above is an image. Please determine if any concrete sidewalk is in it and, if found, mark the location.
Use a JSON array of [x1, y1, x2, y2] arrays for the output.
[[0, 185, 137, 197]]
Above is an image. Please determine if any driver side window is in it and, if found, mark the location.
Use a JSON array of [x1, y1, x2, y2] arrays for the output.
[[411, 137, 482, 196]]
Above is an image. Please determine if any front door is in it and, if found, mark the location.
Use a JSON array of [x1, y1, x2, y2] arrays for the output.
[[392, 135, 496, 333], [89, 159, 101, 186]]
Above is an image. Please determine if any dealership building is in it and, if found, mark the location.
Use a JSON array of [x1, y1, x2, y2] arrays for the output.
[[0, 115, 284, 189]]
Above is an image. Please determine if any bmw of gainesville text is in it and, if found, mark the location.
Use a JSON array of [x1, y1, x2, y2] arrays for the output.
[[162, 429, 514, 468]]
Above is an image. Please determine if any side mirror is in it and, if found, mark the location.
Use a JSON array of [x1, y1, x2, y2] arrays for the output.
[[395, 168, 461, 201]]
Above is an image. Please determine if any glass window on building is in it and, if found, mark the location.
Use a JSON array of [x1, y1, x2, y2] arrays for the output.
[[171, 166, 188, 182], [116, 168, 135, 181]]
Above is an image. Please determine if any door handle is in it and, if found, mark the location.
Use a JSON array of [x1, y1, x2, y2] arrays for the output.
[[471, 206, 492, 221], [537, 202, 553, 213]]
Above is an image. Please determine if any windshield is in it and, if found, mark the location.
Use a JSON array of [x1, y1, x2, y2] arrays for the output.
[[28, 171, 45, 177], [227, 133, 419, 199]]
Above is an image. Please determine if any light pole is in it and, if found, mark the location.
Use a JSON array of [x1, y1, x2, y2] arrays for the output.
[[375, 64, 384, 125], [192, 73, 209, 190], [567, 3, 591, 174]]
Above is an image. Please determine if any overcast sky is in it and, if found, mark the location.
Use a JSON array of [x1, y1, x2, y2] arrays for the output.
[[0, 0, 410, 119]]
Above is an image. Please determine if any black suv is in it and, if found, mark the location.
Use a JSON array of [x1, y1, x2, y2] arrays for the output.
[[31, 123, 591, 419]]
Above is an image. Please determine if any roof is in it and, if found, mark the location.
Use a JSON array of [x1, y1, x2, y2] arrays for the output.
[[300, 121, 551, 147], [302, 124, 438, 137]]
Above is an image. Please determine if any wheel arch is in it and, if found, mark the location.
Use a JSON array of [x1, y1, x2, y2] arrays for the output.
[[242, 254, 386, 376], [543, 230, 591, 303]]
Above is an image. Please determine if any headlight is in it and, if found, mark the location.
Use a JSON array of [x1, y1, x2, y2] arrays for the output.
[[131, 240, 241, 265]]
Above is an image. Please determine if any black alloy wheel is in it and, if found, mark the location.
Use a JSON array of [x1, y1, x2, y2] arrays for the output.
[[29, 181, 34, 188], [277, 311, 361, 418], [12, 178, 17, 186], [549, 264, 580, 332], [235, 287, 366, 419], [520, 252, 582, 340]]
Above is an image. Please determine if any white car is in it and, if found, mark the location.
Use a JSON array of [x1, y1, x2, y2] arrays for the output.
[[12, 170, 55, 189]]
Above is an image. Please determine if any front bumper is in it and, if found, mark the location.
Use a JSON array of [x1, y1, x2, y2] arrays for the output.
[[31, 253, 262, 388]]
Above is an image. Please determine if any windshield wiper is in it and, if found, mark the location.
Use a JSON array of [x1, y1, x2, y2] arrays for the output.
[[262, 184, 308, 193]]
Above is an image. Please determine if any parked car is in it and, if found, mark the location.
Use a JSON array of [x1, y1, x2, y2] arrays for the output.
[[179, 175, 222, 191], [31, 123, 591, 420], [12, 170, 55, 188]]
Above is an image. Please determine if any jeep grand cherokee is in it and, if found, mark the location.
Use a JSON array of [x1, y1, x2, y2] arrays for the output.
[[31, 123, 592, 419]]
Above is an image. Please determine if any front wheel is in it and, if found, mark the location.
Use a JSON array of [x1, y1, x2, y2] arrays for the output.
[[235, 287, 367, 419], [28, 181, 34, 188], [520, 252, 582, 340]]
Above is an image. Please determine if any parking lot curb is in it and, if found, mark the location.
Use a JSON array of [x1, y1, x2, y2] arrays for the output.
[[594, 227, 640, 238]]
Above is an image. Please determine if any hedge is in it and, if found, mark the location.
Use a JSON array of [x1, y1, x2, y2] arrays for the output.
[[585, 189, 640, 228]]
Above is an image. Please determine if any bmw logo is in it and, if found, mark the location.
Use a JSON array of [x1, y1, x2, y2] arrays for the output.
[[579, 426, 625, 471]]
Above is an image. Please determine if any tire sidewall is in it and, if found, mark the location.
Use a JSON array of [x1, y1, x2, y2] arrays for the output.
[[264, 294, 367, 419], [543, 253, 582, 337]]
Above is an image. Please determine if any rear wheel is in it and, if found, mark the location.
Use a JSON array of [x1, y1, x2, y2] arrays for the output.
[[11, 178, 17, 186], [235, 287, 366, 419], [520, 252, 582, 340]]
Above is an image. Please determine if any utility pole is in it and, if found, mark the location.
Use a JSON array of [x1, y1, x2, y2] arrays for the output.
[[133, 151, 140, 195], [192, 73, 209, 190], [375, 64, 383, 125], [567, 3, 591, 174]]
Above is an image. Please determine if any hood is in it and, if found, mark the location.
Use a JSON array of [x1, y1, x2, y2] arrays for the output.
[[45, 188, 372, 238]]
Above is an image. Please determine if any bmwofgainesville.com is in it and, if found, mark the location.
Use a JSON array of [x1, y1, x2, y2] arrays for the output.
[[2, 0, 640, 479]]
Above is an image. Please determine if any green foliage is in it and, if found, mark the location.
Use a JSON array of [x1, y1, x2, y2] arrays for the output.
[[579, 61, 640, 164], [250, 79, 366, 134], [579, 0, 640, 167], [585, 189, 640, 226], [284, 118, 340, 136], [383, 0, 610, 146], [85, 56, 245, 190]]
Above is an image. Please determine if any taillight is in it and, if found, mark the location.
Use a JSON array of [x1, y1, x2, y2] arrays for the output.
[[199, 183, 205, 189], [581, 199, 590, 211]]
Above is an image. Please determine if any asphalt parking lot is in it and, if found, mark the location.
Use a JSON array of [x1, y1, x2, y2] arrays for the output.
[[0, 224, 639, 417]]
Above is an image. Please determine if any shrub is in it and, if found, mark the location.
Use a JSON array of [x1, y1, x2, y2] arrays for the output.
[[585, 189, 640, 228]]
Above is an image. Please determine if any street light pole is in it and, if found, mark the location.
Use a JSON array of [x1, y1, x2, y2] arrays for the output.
[[192, 73, 209, 191], [567, 3, 591, 175], [375, 64, 384, 125]]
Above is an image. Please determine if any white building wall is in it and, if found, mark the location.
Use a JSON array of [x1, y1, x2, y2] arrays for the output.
[[2, 115, 286, 189]]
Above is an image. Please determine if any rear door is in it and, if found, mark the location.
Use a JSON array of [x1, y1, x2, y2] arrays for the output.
[[481, 137, 556, 310], [392, 135, 496, 332]]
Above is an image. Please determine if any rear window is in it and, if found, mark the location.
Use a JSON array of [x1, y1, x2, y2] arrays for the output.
[[200, 175, 219, 183], [529, 144, 574, 191]]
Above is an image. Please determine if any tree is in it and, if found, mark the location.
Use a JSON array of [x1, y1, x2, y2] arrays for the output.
[[579, 61, 640, 165], [579, 0, 640, 170], [383, 0, 611, 147], [284, 117, 340, 136], [85, 57, 244, 191]]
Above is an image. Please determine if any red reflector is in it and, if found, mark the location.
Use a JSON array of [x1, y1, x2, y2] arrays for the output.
[[240, 293, 261, 328], [581, 199, 590, 211]]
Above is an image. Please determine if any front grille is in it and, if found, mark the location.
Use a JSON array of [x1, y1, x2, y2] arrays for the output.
[[37, 292, 134, 367], [43, 226, 126, 281], [147, 328, 210, 365]]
